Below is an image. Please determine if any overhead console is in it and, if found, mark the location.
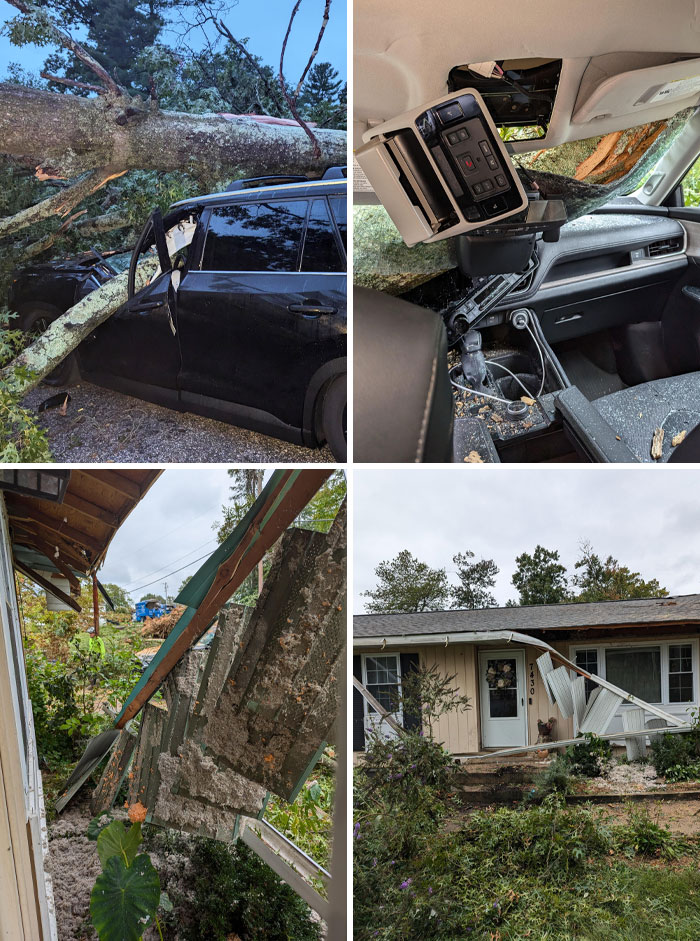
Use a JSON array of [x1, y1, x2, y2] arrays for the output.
[[355, 89, 529, 246]]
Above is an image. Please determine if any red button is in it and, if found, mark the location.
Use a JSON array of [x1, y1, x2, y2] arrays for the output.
[[462, 154, 475, 171]]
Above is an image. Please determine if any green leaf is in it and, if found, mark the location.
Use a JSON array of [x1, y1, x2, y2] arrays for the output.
[[97, 820, 142, 869], [90, 854, 160, 941], [159, 890, 173, 912], [87, 814, 114, 842]]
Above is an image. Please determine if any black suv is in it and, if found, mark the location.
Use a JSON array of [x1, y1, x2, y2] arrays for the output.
[[9, 170, 347, 460]]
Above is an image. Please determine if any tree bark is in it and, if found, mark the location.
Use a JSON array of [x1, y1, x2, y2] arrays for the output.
[[1, 257, 158, 395], [0, 83, 346, 182]]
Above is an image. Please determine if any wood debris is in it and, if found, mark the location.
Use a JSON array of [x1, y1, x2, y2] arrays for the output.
[[672, 430, 687, 447], [463, 451, 484, 463], [520, 396, 536, 406], [651, 427, 664, 460]]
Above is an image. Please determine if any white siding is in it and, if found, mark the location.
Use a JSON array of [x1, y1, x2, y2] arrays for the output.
[[0, 495, 56, 940]]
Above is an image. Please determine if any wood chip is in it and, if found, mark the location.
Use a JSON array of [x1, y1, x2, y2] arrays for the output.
[[672, 430, 687, 447], [650, 427, 664, 461], [520, 396, 536, 406], [463, 451, 484, 463], [478, 405, 490, 413]]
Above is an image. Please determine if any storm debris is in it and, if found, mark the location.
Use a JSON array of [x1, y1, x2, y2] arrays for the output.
[[651, 427, 664, 460], [672, 430, 687, 447]]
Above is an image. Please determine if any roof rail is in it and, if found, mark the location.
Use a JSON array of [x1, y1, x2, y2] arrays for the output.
[[321, 166, 347, 180], [225, 175, 308, 192]]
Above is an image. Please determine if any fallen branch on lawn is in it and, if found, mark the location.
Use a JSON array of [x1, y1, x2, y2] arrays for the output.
[[0, 257, 158, 396]]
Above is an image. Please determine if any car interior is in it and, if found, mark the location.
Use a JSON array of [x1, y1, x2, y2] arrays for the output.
[[353, 0, 700, 462]]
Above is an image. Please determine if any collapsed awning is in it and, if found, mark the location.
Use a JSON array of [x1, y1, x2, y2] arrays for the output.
[[5, 469, 162, 611]]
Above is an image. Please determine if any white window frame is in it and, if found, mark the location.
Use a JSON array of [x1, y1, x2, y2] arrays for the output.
[[568, 637, 699, 707], [361, 652, 403, 725]]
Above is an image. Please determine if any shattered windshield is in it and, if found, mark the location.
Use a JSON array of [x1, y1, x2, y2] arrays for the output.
[[508, 108, 693, 218]]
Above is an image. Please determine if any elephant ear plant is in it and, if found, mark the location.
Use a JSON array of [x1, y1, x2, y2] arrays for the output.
[[89, 803, 172, 941]]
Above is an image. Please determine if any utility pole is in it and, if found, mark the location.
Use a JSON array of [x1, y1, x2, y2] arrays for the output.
[[92, 572, 100, 636]]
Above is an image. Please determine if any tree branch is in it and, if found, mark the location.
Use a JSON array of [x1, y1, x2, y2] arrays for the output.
[[40, 71, 105, 95], [0, 166, 126, 239], [6, 0, 123, 95], [2, 258, 159, 396], [293, 0, 331, 99], [279, 1, 322, 160], [214, 18, 286, 114]]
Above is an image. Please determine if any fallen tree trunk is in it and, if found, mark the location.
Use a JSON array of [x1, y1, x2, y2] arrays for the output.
[[1, 257, 158, 395], [0, 83, 346, 182], [353, 204, 457, 294]]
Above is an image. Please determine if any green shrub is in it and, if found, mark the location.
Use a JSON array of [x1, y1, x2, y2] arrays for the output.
[[24, 648, 80, 765], [162, 836, 321, 941], [524, 753, 573, 802], [565, 733, 612, 777], [616, 805, 685, 860], [651, 731, 699, 778], [467, 795, 613, 876]]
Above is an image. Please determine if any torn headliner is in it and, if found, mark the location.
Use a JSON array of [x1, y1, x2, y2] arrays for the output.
[[354, 0, 700, 147]]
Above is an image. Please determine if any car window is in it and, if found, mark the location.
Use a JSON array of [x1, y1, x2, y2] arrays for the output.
[[681, 154, 700, 207], [201, 200, 308, 272], [301, 199, 344, 272], [329, 195, 347, 251]]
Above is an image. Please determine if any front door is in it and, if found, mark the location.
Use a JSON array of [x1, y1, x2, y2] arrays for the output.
[[479, 649, 528, 748]]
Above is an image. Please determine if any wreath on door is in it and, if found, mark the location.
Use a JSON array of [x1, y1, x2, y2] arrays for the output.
[[485, 660, 515, 691]]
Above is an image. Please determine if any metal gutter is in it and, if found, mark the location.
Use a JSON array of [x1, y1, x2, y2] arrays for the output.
[[356, 629, 688, 729], [116, 469, 331, 727]]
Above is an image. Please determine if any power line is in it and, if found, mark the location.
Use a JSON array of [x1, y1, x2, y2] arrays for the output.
[[128, 550, 216, 596], [123, 536, 219, 592]]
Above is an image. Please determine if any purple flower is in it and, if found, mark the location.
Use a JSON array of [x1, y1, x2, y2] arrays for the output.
[[400, 878, 413, 889], [390, 860, 396, 866], [353, 822, 360, 839], [372, 858, 377, 868], [428, 887, 433, 895]]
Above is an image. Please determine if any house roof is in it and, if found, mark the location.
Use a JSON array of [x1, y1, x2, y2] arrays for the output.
[[7, 469, 162, 610], [354, 594, 700, 640]]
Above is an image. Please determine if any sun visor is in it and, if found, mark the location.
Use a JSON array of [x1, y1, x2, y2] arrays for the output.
[[355, 88, 528, 246], [573, 56, 700, 126]]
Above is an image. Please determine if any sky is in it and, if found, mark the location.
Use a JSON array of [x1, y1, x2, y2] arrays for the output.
[[98, 467, 272, 601], [353, 467, 700, 611], [0, 0, 347, 87]]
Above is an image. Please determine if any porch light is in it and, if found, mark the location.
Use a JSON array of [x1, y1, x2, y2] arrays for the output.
[[0, 469, 70, 503]]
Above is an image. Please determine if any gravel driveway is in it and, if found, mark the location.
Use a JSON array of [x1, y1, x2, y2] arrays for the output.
[[23, 382, 335, 463]]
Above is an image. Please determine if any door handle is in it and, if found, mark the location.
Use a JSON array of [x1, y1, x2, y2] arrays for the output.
[[288, 303, 337, 317]]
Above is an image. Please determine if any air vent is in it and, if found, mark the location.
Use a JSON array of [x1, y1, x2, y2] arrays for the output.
[[647, 236, 683, 258]]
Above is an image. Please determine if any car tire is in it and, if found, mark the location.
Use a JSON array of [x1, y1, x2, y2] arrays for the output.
[[16, 303, 81, 387], [320, 375, 347, 462]]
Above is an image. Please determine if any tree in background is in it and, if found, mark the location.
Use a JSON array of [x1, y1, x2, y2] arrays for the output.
[[362, 550, 450, 614], [42, 0, 166, 95], [450, 550, 499, 609], [214, 469, 346, 604], [101, 581, 132, 614], [299, 61, 346, 128], [572, 540, 669, 603], [510, 545, 570, 606], [139, 592, 166, 604]]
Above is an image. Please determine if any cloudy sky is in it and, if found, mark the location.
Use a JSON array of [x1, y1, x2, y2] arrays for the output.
[[353, 468, 700, 611], [0, 0, 347, 85], [99, 468, 274, 601]]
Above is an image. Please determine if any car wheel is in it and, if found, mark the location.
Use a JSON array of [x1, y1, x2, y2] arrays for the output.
[[16, 303, 81, 387], [320, 375, 347, 462]]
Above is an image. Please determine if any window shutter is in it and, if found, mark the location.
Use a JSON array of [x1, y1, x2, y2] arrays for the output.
[[353, 655, 365, 751], [400, 652, 422, 733]]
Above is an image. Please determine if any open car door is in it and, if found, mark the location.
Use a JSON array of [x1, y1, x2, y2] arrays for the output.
[[78, 209, 184, 403]]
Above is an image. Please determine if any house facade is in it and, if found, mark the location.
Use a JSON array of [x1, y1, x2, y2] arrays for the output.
[[353, 595, 700, 754]]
